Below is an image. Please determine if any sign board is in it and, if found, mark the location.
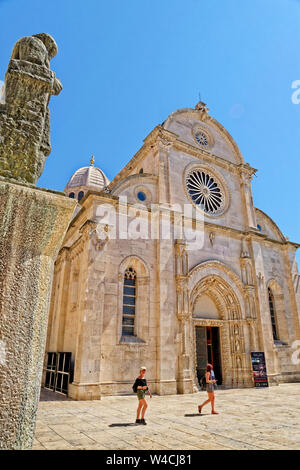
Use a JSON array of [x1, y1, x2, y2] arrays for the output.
[[250, 352, 269, 387]]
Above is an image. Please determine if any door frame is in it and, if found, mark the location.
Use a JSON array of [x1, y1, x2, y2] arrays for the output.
[[43, 352, 73, 396], [192, 318, 225, 389]]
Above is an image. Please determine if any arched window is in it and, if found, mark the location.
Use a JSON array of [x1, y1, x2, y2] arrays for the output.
[[78, 191, 84, 202], [122, 268, 136, 336], [69, 192, 75, 199], [268, 287, 278, 341]]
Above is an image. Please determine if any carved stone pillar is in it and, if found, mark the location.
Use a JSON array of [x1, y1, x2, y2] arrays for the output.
[[68, 221, 102, 400], [175, 240, 193, 394], [240, 237, 261, 381], [47, 247, 70, 352], [240, 170, 257, 230], [0, 182, 75, 449]]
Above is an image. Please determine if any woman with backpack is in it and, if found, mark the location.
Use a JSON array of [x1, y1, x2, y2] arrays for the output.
[[133, 366, 152, 425], [198, 363, 219, 415]]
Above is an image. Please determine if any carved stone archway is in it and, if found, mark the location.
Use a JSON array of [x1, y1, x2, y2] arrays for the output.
[[188, 261, 253, 388]]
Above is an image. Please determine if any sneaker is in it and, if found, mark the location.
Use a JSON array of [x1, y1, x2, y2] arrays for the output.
[[140, 419, 147, 425], [135, 419, 141, 424]]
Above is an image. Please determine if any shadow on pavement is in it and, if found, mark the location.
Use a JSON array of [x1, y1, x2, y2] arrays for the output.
[[184, 413, 209, 417], [109, 423, 138, 427], [39, 388, 72, 402]]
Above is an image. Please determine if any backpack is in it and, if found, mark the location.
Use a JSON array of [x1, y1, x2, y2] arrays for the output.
[[132, 380, 138, 393], [199, 374, 206, 391]]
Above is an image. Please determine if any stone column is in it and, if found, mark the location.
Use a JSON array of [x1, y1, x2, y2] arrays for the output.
[[68, 221, 103, 400], [46, 248, 70, 352], [156, 235, 177, 395], [175, 240, 194, 394], [0, 182, 75, 449], [0, 34, 76, 449], [240, 170, 257, 230], [153, 133, 178, 395]]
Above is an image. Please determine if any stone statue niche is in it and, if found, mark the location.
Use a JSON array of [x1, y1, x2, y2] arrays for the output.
[[0, 33, 62, 184]]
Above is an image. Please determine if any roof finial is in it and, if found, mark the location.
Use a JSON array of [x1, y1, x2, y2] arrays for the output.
[[90, 155, 95, 166]]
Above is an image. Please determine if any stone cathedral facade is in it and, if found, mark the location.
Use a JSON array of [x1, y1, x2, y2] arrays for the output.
[[44, 102, 300, 400]]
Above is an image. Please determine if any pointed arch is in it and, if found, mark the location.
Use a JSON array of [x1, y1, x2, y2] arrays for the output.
[[266, 279, 288, 343], [189, 260, 252, 388], [189, 260, 246, 319], [191, 275, 243, 321], [118, 255, 150, 343], [119, 255, 149, 277], [162, 107, 245, 164]]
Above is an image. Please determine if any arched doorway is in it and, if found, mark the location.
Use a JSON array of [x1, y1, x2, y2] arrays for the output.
[[193, 294, 223, 386], [189, 262, 252, 388]]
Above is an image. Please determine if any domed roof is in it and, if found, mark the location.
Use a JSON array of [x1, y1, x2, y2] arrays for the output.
[[65, 157, 110, 194]]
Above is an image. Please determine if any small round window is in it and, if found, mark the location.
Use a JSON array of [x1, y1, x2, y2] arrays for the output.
[[195, 131, 209, 147], [192, 127, 213, 150], [137, 191, 146, 202]]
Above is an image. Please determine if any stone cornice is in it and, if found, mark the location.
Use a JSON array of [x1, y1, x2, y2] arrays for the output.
[[106, 127, 163, 191], [254, 207, 286, 243], [79, 189, 118, 205], [70, 196, 297, 249], [60, 182, 299, 253], [111, 173, 158, 194], [106, 124, 257, 192], [203, 221, 298, 249], [54, 246, 70, 267], [68, 234, 84, 261], [171, 138, 257, 177], [162, 107, 246, 165]]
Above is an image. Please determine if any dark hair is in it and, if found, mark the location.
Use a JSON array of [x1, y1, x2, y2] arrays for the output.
[[206, 363, 213, 372]]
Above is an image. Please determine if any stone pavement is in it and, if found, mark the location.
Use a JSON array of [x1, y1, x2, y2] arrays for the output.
[[33, 384, 300, 450]]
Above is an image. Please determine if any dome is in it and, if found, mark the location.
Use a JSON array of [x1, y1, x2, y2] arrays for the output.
[[65, 157, 110, 202]]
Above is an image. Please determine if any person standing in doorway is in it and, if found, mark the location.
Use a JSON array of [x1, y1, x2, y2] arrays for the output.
[[133, 366, 152, 425], [198, 363, 219, 415]]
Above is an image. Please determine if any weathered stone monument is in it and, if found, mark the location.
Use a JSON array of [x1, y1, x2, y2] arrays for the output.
[[0, 34, 76, 449]]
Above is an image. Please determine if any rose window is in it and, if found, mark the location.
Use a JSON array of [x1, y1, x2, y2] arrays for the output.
[[186, 169, 224, 214], [194, 130, 209, 147]]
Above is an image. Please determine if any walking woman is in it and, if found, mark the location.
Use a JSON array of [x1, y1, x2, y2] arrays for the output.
[[133, 366, 152, 425], [198, 363, 219, 415]]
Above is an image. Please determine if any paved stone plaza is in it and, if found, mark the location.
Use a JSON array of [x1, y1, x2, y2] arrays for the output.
[[33, 384, 300, 450]]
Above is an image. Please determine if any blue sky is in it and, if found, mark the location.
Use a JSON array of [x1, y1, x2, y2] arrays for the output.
[[0, 0, 299, 257]]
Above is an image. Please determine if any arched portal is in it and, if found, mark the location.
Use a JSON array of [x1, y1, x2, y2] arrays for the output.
[[188, 261, 253, 388]]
